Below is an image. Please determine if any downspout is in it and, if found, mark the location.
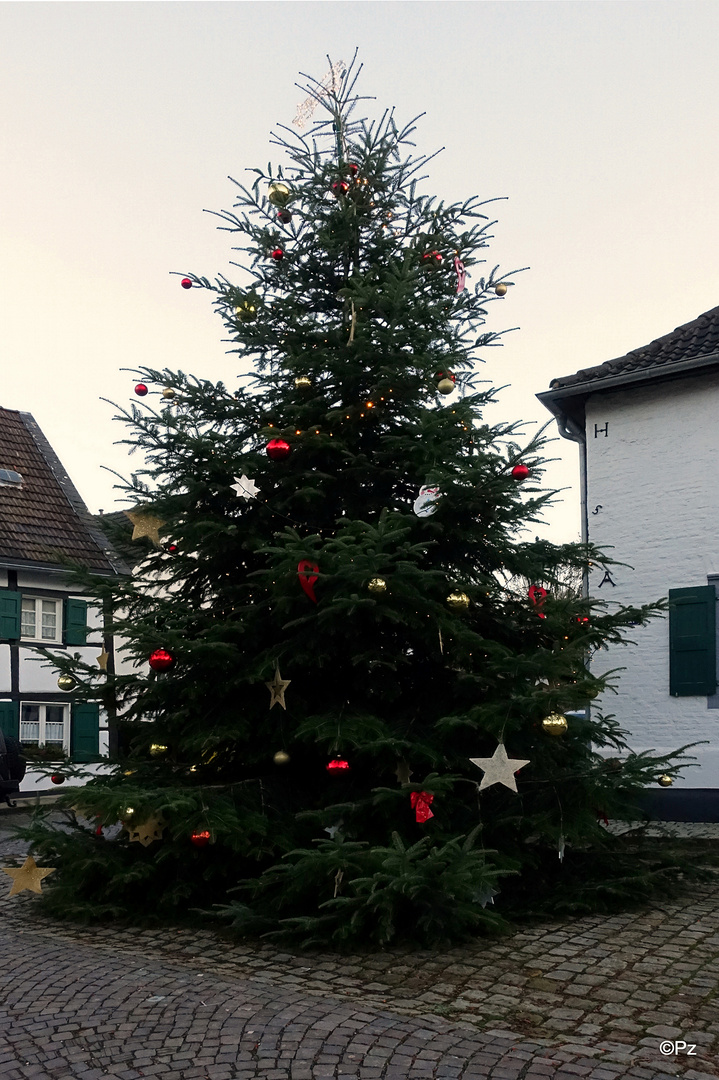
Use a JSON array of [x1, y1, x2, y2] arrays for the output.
[[554, 413, 588, 598], [550, 410, 593, 728]]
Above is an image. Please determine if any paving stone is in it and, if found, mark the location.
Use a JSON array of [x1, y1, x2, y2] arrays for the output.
[[1, 812, 719, 1079]]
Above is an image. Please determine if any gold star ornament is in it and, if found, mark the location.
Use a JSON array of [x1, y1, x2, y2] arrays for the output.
[[125, 509, 165, 546], [3, 856, 56, 897], [266, 665, 291, 710], [96, 650, 110, 671], [125, 815, 167, 847], [470, 742, 531, 793]]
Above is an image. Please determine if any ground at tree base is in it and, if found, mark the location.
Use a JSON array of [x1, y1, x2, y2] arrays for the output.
[[1, 819, 718, 1080]]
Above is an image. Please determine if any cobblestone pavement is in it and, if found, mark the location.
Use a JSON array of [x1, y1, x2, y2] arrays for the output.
[[1, 812, 718, 1079]]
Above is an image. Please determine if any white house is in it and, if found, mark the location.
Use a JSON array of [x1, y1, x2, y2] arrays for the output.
[[538, 304, 719, 822], [0, 406, 127, 792]]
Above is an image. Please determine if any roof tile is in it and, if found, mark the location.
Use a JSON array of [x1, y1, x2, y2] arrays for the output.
[[0, 408, 124, 574], [550, 305, 719, 390]]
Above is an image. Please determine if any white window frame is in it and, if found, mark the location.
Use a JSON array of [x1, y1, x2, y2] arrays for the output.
[[20, 701, 70, 754], [20, 596, 63, 644]]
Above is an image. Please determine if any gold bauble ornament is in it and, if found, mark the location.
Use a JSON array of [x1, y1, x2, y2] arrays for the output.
[[268, 181, 291, 207], [57, 674, 76, 692], [162, 388, 176, 400], [295, 376, 312, 389], [368, 577, 387, 594], [658, 774, 674, 787], [149, 743, 168, 757], [495, 283, 507, 296], [273, 750, 290, 766], [235, 300, 257, 323], [446, 591, 470, 612], [542, 713, 568, 736], [437, 378, 455, 395]]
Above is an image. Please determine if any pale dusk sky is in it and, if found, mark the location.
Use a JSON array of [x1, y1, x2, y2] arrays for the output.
[[2, 2, 718, 542]]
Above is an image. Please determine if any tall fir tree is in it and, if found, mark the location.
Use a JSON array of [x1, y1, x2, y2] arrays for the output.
[[24, 57, 693, 946]]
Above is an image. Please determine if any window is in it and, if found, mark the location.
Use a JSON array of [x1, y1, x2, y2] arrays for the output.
[[20, 597, 62, 643], [668, 585, 717, 696], [20, 702, 69, 752], [0, 468, 23, 487]]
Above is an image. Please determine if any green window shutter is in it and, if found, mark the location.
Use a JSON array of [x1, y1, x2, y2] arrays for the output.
[[0, 700, 19, 739], [64, 598, 88, 645], [669, 586, 717, 696], [71, 703, 100, 761], [0, 590, 21, 640]]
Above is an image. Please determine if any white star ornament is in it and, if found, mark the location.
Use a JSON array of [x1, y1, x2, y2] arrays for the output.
[[469, 743, 531, 793], [231, 474, 260, 500]]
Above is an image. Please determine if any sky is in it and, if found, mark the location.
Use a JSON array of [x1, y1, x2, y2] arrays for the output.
[[1, 1, 718, 543]]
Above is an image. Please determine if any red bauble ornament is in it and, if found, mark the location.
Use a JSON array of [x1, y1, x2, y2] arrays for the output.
[[166, 542, 179, 555], [576, 615, 590, 624], [266, 437, 291, 461], [332, 180, 350, 196], [511, 464, 530, 480], [326, 757, 350, 772], [95, 825, 103, 836], [50, 774, 65, 785], [190, 829, 211, 848], [347, 162, 360, 176], [276, 209, 292, 224], [149, 648, 174, 672], [271, 248, 284, 261], [134, 383, 148, 397], [422, 251, 443, 267], [181, 278, 192, 289]]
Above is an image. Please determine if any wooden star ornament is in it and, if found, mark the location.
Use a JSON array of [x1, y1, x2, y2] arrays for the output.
[[3, 856, 56, 897], [96, 650, 110, 671], [395, 760, 414, 785], [470, 742, 531, 793], [266, 665, 291, 710], [125, 815, 167, 847], [125, 509, 165, 546]]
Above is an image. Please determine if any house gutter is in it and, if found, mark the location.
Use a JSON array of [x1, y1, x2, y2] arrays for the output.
[[539, 349, 719, 402], [0, 558, 117, 577]]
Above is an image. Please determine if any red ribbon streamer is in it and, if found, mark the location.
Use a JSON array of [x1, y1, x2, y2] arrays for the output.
[[410, 791, 435, 823], [528, 585, 548, 619], [298, 560, 319, 603], [454, 255, 466, 293]]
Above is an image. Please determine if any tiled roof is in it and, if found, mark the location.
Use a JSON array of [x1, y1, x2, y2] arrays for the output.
[[550, 305, 719, 390], [0, 408, 126, 574]]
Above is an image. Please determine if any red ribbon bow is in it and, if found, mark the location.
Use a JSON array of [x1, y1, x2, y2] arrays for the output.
[[410, 791, 435, 823], [298, 560, 319, 603], [528, 585, 548, 619]]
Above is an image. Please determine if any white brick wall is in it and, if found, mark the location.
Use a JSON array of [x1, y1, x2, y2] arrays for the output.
[[586, 373, 719, 787]]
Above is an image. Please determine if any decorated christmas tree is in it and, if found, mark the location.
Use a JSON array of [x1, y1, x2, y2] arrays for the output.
[[22, 57, 693, 946]]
